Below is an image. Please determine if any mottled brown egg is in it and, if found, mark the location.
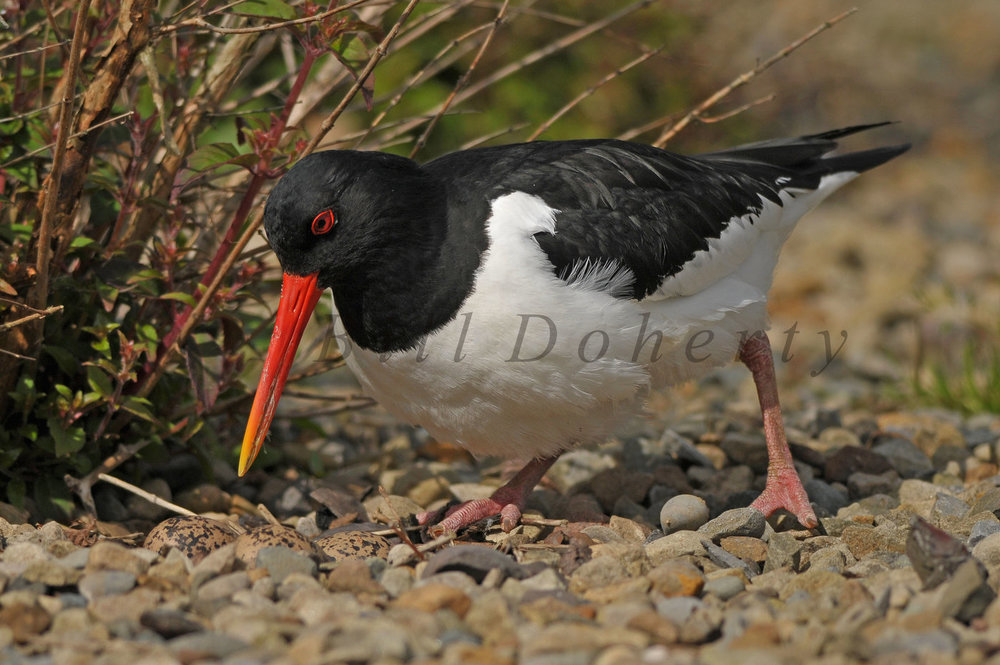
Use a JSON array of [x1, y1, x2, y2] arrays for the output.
[[144, 515, 237, 564], [234, 523, 315, 567], [315, 531, 391, 561]]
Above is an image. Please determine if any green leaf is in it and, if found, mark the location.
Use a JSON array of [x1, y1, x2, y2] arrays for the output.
[[161, 291, 198, 306], [48, 418, 86, 457], [69, 236, 97, 249], [122, 396, 156, 423], [234, 0, 296, 20], [43, 345, 79, 374], [187, 142, 257, 172], [55, 384, 73, 399], [86, 365, 114, 397]]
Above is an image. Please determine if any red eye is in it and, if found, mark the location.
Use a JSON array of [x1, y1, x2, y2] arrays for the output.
[[311, 209, 336, 235]]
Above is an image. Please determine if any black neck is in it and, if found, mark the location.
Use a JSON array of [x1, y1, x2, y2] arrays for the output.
[[332, 184, 489, 353]]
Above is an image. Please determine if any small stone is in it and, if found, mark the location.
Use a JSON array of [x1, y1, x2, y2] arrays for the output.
[[763, 532, 802, 572], [323, 558, 386, 596], [379, 566, 415, 598], [971, 532, 1000, 570], [933, 493, 971, 520], [646, 559, 704, 597], [659, 495, 710, 534], [847, 470, 900, 498], [938, 558, 995, 621], [395, 583, 472, 617], [0, 602, 50, 643], [422, 545, 524, 583], [702, 573, 745, 601], [872, 437, 934, 478], [697, 507, 766, 540], [807, 547, 850, 573], [720, 432, 767, 472], [256, 546, 318, 583], [969, 520, 1000, 548], [824, 447, 893, 483], [169, 632, 250, 661], [644, 531, 708, 565], [196, 571, 250, 602], [85, 541, 151, 577], [363, 493, 426, 523], [969, 487, 1000, 516], [907, 516, 971, 588], [625, 610, 680, 645], [78, 570, 136, 602], [465, 590, 518, 647], [140, 608, 204, 638], [608, 516, 652, 543], [803, 478, 850, 515], [568, 556, 628, 594], [841, 523, 906, 560], [20, 560, 81, 587], [719, 536, 768, 564]]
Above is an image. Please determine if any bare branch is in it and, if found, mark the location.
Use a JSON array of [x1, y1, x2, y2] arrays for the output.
[[156, 0, 374, 36], [651, 7, 858, 147], [528, 45, 663, 142], [303, 0, 423, 156], [0, 305, 63, 333], [97, 473, 198, 517], [32, 0, 93, 311], [409, 0, 510, 159]]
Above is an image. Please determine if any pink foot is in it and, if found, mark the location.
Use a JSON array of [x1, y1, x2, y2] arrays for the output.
[[418, 455, 559, 535], [751, 466, 818, 528], [740, 332, 818, 530]]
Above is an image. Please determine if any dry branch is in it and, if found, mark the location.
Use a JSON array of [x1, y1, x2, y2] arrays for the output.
[[649, 8, 858, 147]]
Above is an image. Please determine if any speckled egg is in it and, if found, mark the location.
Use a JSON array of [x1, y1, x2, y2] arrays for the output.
[[234, 523, 316, 567], [315, 531, 391, 561], [143, 515, 237, 563]]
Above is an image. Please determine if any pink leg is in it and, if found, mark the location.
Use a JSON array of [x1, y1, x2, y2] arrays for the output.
[[419, 455, 559, 535], [739, 332, 818, 528]]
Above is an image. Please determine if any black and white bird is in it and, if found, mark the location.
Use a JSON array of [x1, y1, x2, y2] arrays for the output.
[[239, 123, 908, 533]]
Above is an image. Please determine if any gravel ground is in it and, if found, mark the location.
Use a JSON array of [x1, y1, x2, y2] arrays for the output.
[[3, 398, 1000, 665]]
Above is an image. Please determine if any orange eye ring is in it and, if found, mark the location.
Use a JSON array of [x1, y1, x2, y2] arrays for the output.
[[311, 209, 336, 235]]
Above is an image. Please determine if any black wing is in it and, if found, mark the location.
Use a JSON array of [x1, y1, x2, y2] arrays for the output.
[[425, 124, 908, 300]]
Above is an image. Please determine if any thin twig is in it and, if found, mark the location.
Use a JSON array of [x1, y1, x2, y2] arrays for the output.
[[303, 0, 422, 156], [156, 0, 373, 36], [256, 503, 282, 526], [651, 7, 858, 147], [0, 305, 63, 333], [97, 473, 198, 517], [1, 111, 135, 170], [0, 40, 70, 60], [528, 44, 663, 141], [409, 0, 509, 158], [378, 0, 655, 148], [699, 93, 776, 123], [32, 0, 93, 311]]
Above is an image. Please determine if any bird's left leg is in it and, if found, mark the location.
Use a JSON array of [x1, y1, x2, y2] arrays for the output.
[[419, 454, 559, 535], [739, 331, 818, 528]]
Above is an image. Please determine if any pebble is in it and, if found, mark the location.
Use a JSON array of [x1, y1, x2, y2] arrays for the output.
[[658, 495, 710, 534], [5, 397, 1000, 664], [697, 508, 766, 541]]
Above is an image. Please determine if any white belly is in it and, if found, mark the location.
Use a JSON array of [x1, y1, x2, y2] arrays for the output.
[[331, 192, 788, 460]]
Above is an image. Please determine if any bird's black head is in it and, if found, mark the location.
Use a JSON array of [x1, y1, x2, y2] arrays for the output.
[[263, 149, 445, 288]]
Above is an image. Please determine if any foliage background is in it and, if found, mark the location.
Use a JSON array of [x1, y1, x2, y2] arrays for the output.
[[0, 0, 997, 520]]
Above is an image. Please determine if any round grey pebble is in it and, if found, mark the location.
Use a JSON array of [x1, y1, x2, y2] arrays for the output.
[[659, 494, 710, 534], [703, 575, 745, 600]]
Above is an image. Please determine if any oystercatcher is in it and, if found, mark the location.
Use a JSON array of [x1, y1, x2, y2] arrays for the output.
[[239, 123, 907, 533]]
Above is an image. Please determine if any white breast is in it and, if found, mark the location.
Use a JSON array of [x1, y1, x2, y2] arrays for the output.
[[332, 182, 845, 460]]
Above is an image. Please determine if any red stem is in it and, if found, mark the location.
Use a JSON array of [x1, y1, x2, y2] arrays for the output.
[[144, 49, 318, 378]]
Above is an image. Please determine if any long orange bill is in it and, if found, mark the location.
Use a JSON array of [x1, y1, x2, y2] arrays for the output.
[[238, 271, 324, 476]]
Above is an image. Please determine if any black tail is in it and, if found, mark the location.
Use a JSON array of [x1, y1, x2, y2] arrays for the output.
[[701, 122, 910, 175]]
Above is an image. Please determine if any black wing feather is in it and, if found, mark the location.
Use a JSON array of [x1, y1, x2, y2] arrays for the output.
[[423, 125, 908, 301]]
